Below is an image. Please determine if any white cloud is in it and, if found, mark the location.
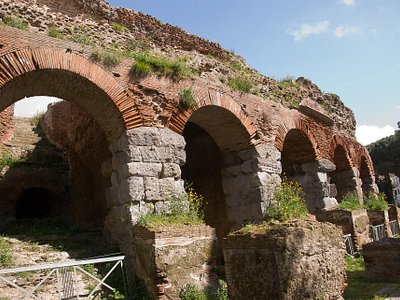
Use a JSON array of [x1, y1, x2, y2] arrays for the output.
[[356, 125, 395, 145], [339, 0, 355, 6], [396, 104, 400, 110], [334, 25, 360, 38], [14, 96, 61, 117], [288, 21, 329, 41]]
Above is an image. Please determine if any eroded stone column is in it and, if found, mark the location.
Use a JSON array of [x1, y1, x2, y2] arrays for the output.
[[221, 144, 281, 229], [102, 127, 186, 289], [331, 167, 364, 202], [290, 159, 338, 214]]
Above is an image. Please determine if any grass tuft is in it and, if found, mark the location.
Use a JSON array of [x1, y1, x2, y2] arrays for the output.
[[111, 22, 127, 32], [0, 237, 13, 268], [48, 26, 64, 39], [364, 192, 389, 211], [90, 50, 120, 69], [1, 16, 28, 30], [130, 53, 192, 80], [180, 88, 196, 109], [227, 76, 253, 93], [138, 188, 204, 229], [337, 192, 363, 211], [264, 178, 308, 222]]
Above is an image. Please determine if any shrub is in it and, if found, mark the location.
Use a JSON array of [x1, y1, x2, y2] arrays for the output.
[[48, 26, 64, 39], [0, 237, 13, 268], [180, 88, 196, 109], [264, 178, 308, 222], [284, 95, 300, 109], [138, 188, 204, 228], [90, 50, 120, 69], [278, 76, 299, 89], [130, 53, 192, 79], [217, 280, 228, 300], [364, 193, 389, 211], [337, 192, 363, 211], [1, 16, 28, 30], [125, 39, 151, 52], [31, 110, 44, 127], [0, 151, 28, 171], [69, 26, 94, 46], [111, 22, 127, 32], [227, 76, 253, 93], [179, 284, 207, 300]]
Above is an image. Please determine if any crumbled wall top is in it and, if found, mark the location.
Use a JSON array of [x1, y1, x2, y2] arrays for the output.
[[0, 0, 357, 136]]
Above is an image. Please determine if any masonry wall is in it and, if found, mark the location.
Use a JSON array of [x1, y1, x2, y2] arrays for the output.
[[0, 105, 14, 143]]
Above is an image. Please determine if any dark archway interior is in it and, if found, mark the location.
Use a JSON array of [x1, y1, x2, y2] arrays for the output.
[[16, 187, 52, 219], [331, 145, 352, 201], [182, 121, 235, 267], [182, 122, 229, 240], [281, 129, 316, 176]]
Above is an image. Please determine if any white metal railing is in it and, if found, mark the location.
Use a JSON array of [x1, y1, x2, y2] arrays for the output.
[[343, 234, 355, 256], [371, 224, 386, 241], [0, 254, 127, 299], [389, 220, 400, 236]]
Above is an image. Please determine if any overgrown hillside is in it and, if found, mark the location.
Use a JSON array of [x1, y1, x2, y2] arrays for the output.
[[367, 133, 400, 176]]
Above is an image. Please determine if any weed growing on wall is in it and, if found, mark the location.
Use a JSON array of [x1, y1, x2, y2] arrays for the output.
[[0, 151, 28, 171], [0, 237, 13, 268], [180, 88, 196, 109], [138, 188, 204, 228], [227, 76, 253, 93], [30, 110, 44, 127], [1, 16, 28, 30], [264, 178, 308, 222], [48, 26, 64, 40], [130, 53, 192, 79], [364, 192, 389, 211], [337, 192, 363, 211], [90, 50, 120, 69], [69, 26, 94, 46], [111, 22, 127, 32]]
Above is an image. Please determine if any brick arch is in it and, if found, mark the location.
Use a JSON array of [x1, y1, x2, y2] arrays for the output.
[[0, 47, 143, 142], [168, 88, 259, 148], [329, 135, 356, 169], [275, 117, 321, 159], [357, 152, 375, 178]]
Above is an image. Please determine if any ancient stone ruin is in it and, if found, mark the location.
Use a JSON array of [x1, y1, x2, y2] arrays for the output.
[[0, 0, 380, 297]]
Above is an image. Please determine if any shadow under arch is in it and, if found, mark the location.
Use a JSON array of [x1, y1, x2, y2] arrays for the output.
[[181, 104, 263, 263], [330, 144, 354, 201], [360, 155, 375, 195]]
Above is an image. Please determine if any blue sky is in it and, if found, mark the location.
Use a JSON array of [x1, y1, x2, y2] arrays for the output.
[[16, 0, 400, 144]]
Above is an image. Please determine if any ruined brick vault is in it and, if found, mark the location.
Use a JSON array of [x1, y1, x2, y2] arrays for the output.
[[0, 0, 377, 284]]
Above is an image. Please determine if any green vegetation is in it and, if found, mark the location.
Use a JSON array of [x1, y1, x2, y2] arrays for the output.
[[180, 285, 207, 300], [130, 53, 192, 79], [179, 280, 228, 300], [48, 26, 64, 39], [337, 192, 363, 211], [278, 76, 299, 90], [69, 26, 94, 46], [125, 39, 151, 52], [367, 134, 400, 176], [1, 16, 28, 30], [227, 76, 254, 93], [0, 151, 28, 171], [264, 178, 308, 222], [0, 237, 13, 268], [90, 50, 120, 69], [283, 95, 300, 109], [180, 88, 196, 109], [30, 110, 44, 127], [364, 193, 389, 211], [111, 22, 127, 32], [344, 255, 400, 299], [138, 188, 204, 229]]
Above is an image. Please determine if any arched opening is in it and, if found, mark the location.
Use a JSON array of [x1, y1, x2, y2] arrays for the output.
[[281, 129, 324, 213], [0, 64, 125, 228], [331, 145, 353, 201], [360, 156, 374, 195], [181, 105, 259, 262], [16, 187, 53, 219]]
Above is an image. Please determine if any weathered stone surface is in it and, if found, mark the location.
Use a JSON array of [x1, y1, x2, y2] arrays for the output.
[[317, 209, 370, 251], [223, 220, 346, 300], [134, 225, 217, 299], [363, 238, 400, 279]]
